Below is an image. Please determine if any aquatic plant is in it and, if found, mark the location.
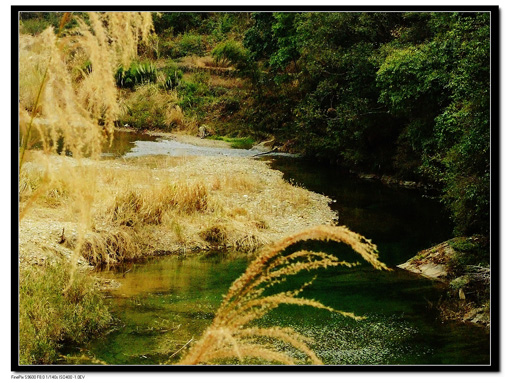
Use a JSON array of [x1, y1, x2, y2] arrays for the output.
[[178, 225, 390, 365]]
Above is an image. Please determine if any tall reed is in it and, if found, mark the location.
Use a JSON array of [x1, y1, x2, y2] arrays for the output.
[[19, 12, 154, 165], [19, 12, 154, 291], [178, 225, 390, 365]]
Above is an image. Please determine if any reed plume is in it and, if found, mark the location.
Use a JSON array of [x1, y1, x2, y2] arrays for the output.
[[18, 12, 154, 293], [178, 225, 390, 365], [19, 12, 154, 165]]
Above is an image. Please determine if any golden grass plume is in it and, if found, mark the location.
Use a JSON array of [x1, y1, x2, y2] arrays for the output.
[[19, 12, 154, 164], [19, 12, 154, 289], [178, 225, 390, 365]]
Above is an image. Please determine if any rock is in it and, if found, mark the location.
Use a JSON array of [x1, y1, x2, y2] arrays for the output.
[[399, 238, 490, 328], [359, 173, 378, 180], [198, 125, 211, 139], [397, 240, 455, 281], [95, 278, 121, 291], [398, 260, 448, 280], [401, 180, 418, 188]]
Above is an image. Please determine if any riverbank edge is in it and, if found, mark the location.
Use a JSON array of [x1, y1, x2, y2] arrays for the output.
[[115, 126, 275, 152], [117, 128, 438, 192], [397, 240, 490, 328]]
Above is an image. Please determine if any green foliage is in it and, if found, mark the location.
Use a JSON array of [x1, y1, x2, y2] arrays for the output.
[[161, 61, 183, 90], [212, 40, 250, 69], [178, 33, 206, 56], [116, 61, 157, 89], [20, 12, 80, 35], [244, 12, 278, 62], [376, 12, 490, 235], [242, 11, 490, 237], [177, 72, 211, 113], [208, 135, 255, 149], [19, 259, 111, 364], [206, 13, 235, 40], [152, 12, 203, 35], [268, 13, 300, 71]]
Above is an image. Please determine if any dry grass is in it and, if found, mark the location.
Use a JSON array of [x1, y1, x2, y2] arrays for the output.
[[109, 180, 209, 226], [178, 225, 389, 365], [20, 153, 337, 266], [79, 227, 142, 265], [118, 84, 183, 130], [19, 12, 154, 164], [18, 12, 154, 296], [198, 56, 217, 68], [167, 105, 186, 129], [209, 75, 244, 89], [211, 172, 261, 193], [178, 55, 218, 69]]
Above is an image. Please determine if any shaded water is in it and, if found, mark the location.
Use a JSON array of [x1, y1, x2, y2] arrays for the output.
[[66, 130, 490, 366]]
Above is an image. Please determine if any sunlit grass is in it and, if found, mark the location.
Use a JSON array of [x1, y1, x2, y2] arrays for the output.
[[208, 135, 255, 149], [19, 258, 112, 365], [20, 153, 335, 265]]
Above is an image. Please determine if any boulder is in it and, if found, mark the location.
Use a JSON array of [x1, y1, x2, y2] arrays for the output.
[[397, 241, 453, 281], [198, 125, 211, 139]]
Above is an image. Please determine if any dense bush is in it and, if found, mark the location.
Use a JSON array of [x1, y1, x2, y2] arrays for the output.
[[177, 72, 211, 113], [120, 84, 182, 130], [242, 11, 491, 237], [19, 260, 111, 364], [178, 33, 206, 56], [152, 12, 204, 35], [212, 40, 250, 69], [376, 13, 490, 235]]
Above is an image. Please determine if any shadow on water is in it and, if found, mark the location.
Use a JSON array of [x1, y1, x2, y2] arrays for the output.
[[264, 156, 454, 267], [63, 133, 490, 366]]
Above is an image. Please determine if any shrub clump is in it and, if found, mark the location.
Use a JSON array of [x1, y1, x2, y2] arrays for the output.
[[119, 83, 183, 130], [109, 181, 210, 227], [211, 39, 249, 69], [161, 61, 184, 90], [19, 259, 112, 364], [177, 33, 206, 56], [200, 224, 228, 246], [79, 227, 142, 265]]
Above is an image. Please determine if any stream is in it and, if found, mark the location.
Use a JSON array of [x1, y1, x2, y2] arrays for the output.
[[63, 130, 490, 365]]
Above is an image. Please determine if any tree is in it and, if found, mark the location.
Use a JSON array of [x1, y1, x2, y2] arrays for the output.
[[377, 12, 490, 235]]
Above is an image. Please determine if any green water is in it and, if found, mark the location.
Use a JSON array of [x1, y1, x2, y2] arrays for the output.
[[65, 131, 490, 366], [73, 253, 249, 365]]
